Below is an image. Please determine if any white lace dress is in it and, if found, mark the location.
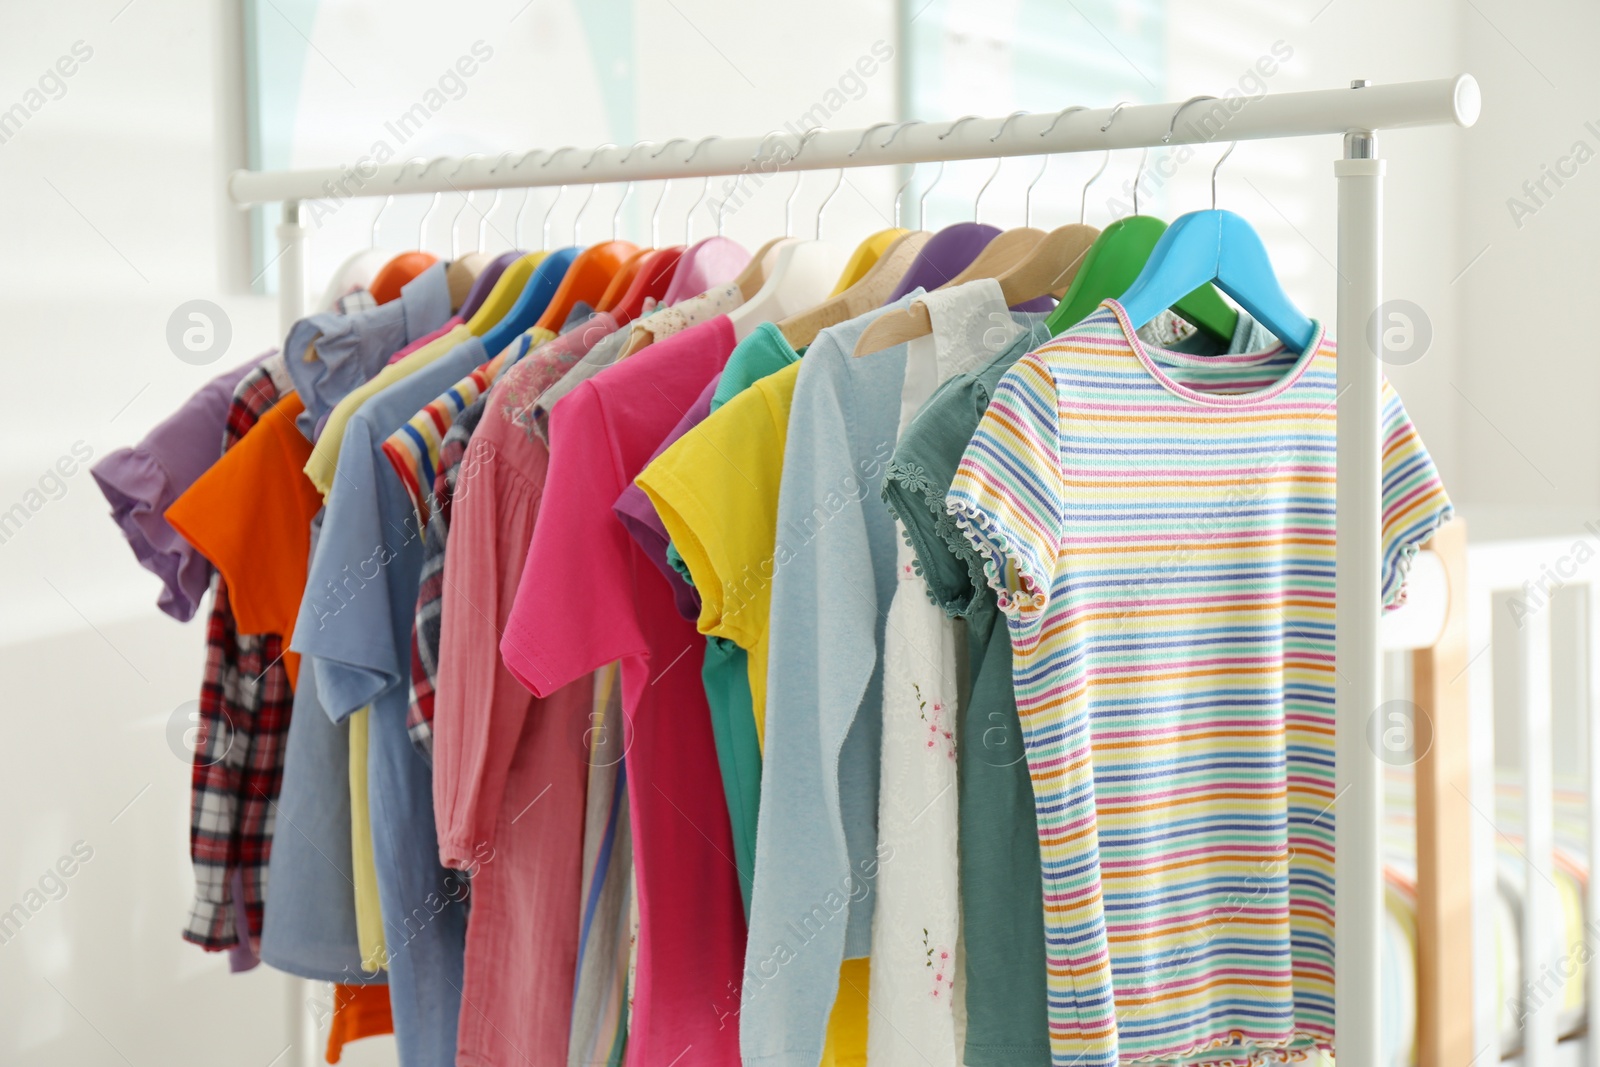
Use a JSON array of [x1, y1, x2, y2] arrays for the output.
[[868, 280, 1025, 1066]]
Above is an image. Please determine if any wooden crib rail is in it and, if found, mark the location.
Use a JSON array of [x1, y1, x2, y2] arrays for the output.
[[1412, 519, 1473, 1067]]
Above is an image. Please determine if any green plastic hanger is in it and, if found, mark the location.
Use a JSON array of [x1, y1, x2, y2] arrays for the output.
[[1043, 135, 1238, 339], [1045, 215, 1238, 338]]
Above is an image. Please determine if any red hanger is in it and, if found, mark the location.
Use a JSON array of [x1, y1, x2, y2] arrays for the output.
[[609, 246, 685, 325], [595, 248, 654, 314], [534, 241, 637, 333]]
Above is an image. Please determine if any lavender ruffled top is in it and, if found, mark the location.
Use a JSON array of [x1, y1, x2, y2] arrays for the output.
[[90, 352, 271, 621]]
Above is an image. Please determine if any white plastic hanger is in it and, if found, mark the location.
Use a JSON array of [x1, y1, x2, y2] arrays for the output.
[[726, 128, 845, 340], [313, 165, 403, 311]]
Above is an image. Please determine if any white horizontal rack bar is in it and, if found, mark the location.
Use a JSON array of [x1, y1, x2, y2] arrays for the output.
[[228, 75, 1480, 207]]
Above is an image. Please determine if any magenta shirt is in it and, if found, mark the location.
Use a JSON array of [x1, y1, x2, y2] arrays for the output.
[[502, 316, 745, 1067], [612, 372, 720, 620]]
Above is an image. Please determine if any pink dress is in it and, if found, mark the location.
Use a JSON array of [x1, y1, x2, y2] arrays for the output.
[[502, 316, 745, 1067], [431, 349, 594, 1066]]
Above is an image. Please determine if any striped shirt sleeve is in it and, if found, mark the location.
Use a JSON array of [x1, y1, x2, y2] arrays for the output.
[[1379, 378, 1454, 608], [945, 350, 1062, 649]]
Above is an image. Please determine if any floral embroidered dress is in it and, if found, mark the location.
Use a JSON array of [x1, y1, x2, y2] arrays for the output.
[[869, 280, 1032, 1065]]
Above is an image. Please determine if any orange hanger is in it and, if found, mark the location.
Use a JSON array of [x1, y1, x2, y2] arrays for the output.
[[534, 240, 637, 333], [595, 248, 654, 313], [368, 251, 437, 305]]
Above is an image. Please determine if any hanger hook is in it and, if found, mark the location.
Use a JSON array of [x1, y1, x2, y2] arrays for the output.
[[371, 194, 392, 248], [537, 147, 577, 251], [681, 136, 720, 243], [1100, 101, 1131, 133], [1164, 94, 1217, 144], [478, 189, 503, 252], [609, 140, 652, 242], [937, 114, 981, 141], [974, 110, 1029, 224], [1024, 156, 1049, 229], [782, 129, 828, 238], [791, 128, 838, 241], [568, 143, 617, 246], [411, 157, 450, 251], [447, 153, 488, 257], [892, 162, 918, 229], [1080, 151, 1110, 225], [1210, 141, 1237, 210], [1132, 147, 1150, 215], [918, 161, 945, 230], [849, 121, 898, 159], [1038, 104, 1089, 141], [647, 139, 688, 245]]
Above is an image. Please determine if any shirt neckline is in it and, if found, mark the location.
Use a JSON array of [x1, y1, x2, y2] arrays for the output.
[[1104, 298, 1324, 407]]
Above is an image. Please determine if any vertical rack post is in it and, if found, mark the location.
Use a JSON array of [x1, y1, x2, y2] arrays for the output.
[[1333, 118, 1384, 1066], [277, 199, 308, 337], [274, 196, 315, 1067]]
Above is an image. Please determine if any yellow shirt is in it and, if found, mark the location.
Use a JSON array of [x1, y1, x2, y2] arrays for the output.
[[637, 360, 801, 743]]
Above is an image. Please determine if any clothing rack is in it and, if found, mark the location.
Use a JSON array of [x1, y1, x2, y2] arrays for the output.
[[227, 74, 1482, 1067]]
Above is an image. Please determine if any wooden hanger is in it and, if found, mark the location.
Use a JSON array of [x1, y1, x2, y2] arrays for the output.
[[775, 229, 930, 349], [735, 236, 794, 300], [851, 224, 1101, 358], [936, 226, 1044, 290]]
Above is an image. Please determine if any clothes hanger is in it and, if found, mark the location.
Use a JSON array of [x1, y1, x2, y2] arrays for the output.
[[660, 135, 752, 306], [732, 133, 802, 299], [1045, 100, 1236, 339], [725, 128, 847, 341], [367, 157, 443, 304], [475, 148, 584, 354], [937, 111, 1052, 298], [775, 123, 932, 348], [853, 108, 1108, 357], [597, 143, 688, 321], [883, 116, 1001, 302], [531, 144, 638, 333], [464, 150, 548, 335], [1117, 135, 1315, 352], [445, 156, 493, 311], [594, 145, 653, 312], [314, 193, 393, 311], [812, 121, 911, 297], [456, 153, 525, 321]]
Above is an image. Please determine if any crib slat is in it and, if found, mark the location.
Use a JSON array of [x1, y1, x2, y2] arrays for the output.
[[1522, 604, 1557, 1066], [1411, 523, 1474, 1067], [1585, 585, 1600, 1067]]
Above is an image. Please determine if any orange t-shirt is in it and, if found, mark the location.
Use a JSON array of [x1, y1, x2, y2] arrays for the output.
[[325, 983, 393, 1062], [166, 393, 322, 687]]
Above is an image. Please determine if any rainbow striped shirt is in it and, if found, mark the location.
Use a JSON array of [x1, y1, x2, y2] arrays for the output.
[[946, 301, 1451, 1066]]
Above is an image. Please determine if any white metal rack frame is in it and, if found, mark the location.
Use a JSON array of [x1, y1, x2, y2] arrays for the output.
[[228, 75, 1482, 1067]]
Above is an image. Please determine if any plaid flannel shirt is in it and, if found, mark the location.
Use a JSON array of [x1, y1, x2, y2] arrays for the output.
[[183, 358, 297, 951]]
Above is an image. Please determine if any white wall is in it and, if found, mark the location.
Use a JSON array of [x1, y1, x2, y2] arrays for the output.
[[0, 0, 1573, 1064]]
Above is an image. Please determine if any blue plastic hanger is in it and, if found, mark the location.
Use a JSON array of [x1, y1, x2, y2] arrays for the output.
[[1117, 208, 1316, 353], [479, 244, 579, 356]]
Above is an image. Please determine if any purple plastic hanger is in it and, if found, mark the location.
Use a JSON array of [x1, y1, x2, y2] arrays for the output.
[[885, 222, 998, 303], [460, 250, 522, 320]]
